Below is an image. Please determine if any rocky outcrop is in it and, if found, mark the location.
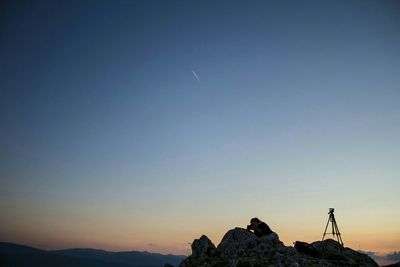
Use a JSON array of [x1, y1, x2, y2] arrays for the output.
[[180, 227, 378, 267], [192, 235, 217, 259]]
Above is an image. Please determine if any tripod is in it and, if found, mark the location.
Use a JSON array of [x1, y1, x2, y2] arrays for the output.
[[322, 208, 344, 246]]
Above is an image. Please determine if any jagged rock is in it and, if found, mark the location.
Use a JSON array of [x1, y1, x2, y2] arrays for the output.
[[217, 228, 258, 257], [180, 235, 217, 267], [294, 241, 321, 258], [312, 239, 378, 266], [218, 228, 285, 259], [180, 228, 379, 267], [192, 235, 217, 259]]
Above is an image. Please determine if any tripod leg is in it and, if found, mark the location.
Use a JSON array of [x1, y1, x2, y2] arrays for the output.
[[322, 217, 330, 241], [333, 219, 343, 246]]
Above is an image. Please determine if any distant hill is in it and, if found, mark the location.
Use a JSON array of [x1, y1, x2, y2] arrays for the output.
[[0, 242, 186, 267]]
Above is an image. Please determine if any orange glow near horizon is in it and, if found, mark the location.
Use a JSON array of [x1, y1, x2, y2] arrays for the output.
[[1, 228, 399, 256], [1, 210, 399, 256]]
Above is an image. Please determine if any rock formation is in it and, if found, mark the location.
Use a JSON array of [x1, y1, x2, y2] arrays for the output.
[[180, 227, 378, 267]]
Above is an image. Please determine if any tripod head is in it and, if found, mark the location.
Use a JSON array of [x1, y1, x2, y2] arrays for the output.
[[328, 208, 335, 222]]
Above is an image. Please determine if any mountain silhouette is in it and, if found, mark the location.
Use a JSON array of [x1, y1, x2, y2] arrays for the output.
[[0, 242, 185, 267]]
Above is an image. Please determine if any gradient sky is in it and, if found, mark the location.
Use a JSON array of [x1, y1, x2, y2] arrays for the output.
[[1, 0, 399, 256]]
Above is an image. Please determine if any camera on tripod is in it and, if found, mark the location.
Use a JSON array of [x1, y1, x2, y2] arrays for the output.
[[322, 208, 343, 246]]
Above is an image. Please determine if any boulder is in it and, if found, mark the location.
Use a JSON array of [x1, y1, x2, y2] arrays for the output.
[[192, 235, 217, 260], [294, 241, 321, 258], [312, 239, 379, 266], [218, 228, 285, 258]]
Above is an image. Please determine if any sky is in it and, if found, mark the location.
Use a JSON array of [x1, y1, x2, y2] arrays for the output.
[[0, 0, 399, 259]]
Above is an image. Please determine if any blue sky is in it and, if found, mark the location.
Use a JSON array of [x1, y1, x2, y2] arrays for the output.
[[1, 0, 399, 255]]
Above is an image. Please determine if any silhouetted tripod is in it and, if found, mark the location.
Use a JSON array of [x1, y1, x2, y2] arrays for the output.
[[322, 208, 344, 246]]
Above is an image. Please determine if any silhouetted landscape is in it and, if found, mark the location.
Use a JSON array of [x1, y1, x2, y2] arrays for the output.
[[1, 1, 399, 266], [0, 242, 185, 267], [180, 227, 391, 267]]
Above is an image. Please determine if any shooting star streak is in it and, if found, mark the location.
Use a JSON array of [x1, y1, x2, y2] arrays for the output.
[[192, 70, 200, 82]]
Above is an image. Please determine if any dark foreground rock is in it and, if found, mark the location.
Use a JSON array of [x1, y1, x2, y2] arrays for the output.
[[382, 263, 400, 267], [180, 227, 378, 267]]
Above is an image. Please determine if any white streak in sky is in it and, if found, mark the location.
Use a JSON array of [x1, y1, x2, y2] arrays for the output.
[[192, 70, 200, 82]]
